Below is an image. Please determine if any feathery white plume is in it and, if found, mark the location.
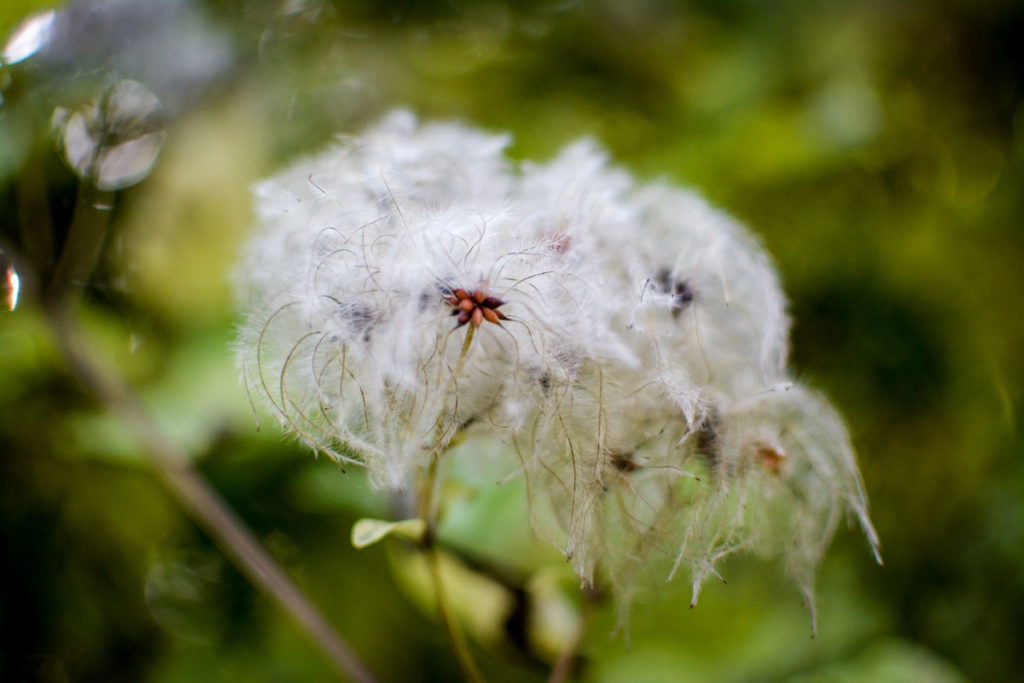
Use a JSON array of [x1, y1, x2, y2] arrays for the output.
[[235, 111, 880, 622]]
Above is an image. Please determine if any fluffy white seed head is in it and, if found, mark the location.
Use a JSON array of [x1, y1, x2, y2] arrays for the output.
[[236, 113, 632, 490], [235, 110, 880, 620]]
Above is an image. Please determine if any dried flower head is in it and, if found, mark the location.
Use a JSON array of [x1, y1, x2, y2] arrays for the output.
[[445, 284, 508, 328], [235, 112, 626, 491], [235, 111, 880, 625]]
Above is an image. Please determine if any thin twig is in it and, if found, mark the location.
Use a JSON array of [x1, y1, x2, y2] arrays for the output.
[[417, 324, 486, 682], [546, 616, 582, 683], [547, 586, 601, 683], [48, 306, 378, 683], [423, 543, 486, 683], [30, 110, 376, 681]]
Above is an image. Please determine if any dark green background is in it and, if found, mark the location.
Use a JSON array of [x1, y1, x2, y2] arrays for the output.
[[2, 0, 1022, 680]]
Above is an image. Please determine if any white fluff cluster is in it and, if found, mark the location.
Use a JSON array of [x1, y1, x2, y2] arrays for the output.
[[235, 110, 880, 621]]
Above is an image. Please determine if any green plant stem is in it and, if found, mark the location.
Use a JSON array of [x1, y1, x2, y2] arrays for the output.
[[547, 586, 601, 683], [424, 543, 486, 683], [47, 178, 115, 300], [546, 627, 581, 683], [418, 324, 486, 682]]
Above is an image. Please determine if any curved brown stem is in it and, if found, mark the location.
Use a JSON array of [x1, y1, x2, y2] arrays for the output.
[[547, 586, 602, 683], [423, 542, 486, 683], [47, 305, 377, 683]]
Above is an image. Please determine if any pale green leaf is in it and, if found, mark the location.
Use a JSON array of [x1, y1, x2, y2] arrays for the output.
[[351, 518, 426, 549]]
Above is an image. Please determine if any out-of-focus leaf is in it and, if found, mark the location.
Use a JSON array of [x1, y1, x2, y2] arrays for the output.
[[789, 639, 967, 683], [351, 517, 426, 549], [387, 544, 515, 648]]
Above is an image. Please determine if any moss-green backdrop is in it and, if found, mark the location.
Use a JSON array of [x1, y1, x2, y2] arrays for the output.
[[2, 1, 1022, 680]]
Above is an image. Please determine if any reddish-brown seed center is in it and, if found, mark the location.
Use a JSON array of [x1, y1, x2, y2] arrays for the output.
[[445, 287, 508, 328]]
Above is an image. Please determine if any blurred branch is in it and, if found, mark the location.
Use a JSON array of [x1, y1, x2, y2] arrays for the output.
[[46, 302, 378, 683], [35, 178, 378, 681]]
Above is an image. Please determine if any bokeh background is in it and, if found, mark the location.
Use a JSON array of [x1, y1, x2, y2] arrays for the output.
[[2, 0, 1022, 681]]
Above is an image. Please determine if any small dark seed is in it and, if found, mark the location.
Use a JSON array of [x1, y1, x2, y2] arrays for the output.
[[538, 371, 551, 393], [674, 281, 695, 306], [609, 451, 637, 473]]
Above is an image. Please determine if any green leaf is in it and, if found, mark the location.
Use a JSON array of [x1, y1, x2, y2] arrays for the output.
[[351, 518, 426, 549]]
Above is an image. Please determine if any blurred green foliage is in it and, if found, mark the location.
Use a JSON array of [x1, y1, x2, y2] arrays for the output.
[[2, 0, 1022, 681]]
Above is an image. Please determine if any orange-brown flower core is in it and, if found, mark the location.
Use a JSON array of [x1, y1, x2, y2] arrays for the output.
[[446, 286, 508, 328]]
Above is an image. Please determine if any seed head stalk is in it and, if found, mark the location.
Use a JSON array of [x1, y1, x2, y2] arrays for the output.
[[418, 324, 486, 682]]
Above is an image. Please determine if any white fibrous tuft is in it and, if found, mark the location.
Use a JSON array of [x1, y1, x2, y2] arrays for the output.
[[234, 110, 880, 618]]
